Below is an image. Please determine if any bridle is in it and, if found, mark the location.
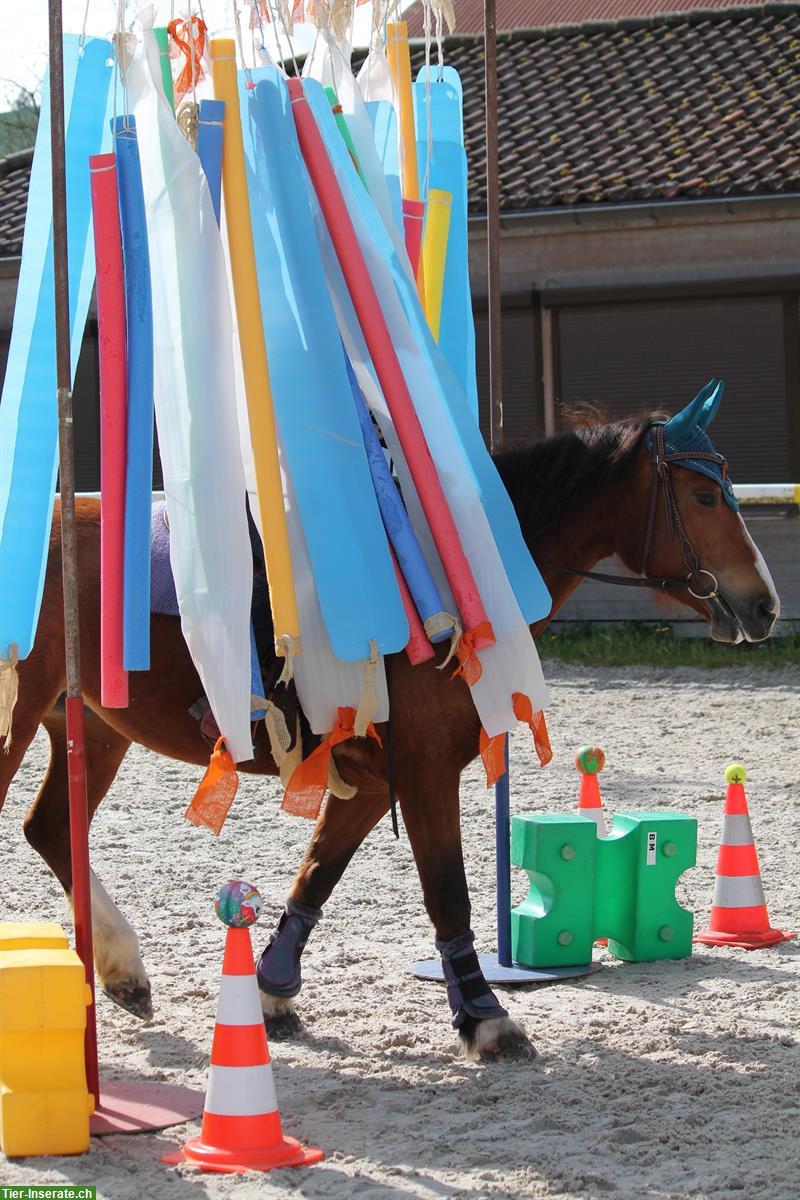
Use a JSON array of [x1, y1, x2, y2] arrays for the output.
[[542, 422, 727, 602]]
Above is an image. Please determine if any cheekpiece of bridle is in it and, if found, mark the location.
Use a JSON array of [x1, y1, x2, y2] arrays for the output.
[[545, 421, 728, 602]]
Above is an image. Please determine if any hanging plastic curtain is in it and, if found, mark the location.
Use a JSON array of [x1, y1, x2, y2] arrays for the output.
[[303, 81, 550, 737], [364, 100, 403, 236], [303, 28, 409, 267], [218, 145, 389, 740], [238, 67, 407, 663], [414, 68, 478, 420], [0, 36, 112, 666], [127, 22, 253, 763]]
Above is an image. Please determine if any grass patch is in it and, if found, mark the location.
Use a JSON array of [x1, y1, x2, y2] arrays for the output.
[[537, 622, 800, 668]]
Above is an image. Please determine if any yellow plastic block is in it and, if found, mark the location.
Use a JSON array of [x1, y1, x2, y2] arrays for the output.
[[422, 189, 452, 341], [210, 39, 300, 654], [0, 1089, 91, 1158], [0, 922, 68, 952], [0, 949, 90, 1157]]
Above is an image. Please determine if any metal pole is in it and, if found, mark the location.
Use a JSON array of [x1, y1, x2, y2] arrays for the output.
[[484, 0, 503, 456], [47, 0, 99, 1102], [483, 0, 513, 967], [494, 739, 512, 966]]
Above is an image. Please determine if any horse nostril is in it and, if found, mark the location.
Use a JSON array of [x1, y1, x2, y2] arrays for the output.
[[753, 596, 778, 625]]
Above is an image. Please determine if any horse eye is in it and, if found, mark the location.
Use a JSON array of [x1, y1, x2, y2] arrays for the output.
[[695, 493, 717, 508]]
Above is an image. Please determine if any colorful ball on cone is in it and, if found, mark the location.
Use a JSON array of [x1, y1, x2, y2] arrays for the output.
[[215, 880, 262, 928], [724, 763, 747, 784], [575, 745, 605, 775]]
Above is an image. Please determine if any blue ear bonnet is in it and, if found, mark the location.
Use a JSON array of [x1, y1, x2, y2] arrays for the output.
[[649, 380, 739, 512]]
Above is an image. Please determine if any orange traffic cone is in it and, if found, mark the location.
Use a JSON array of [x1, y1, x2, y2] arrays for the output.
[[695, 765, 795, 950], [168, 881, 323, 1174], [575, 745, 609, 837]]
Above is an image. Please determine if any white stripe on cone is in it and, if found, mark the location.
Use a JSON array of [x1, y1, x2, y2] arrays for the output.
[[216, 974, 266, 1026], [720, 814, 755, 846], [582, 808, 608, 838], [205, 1063, 278, 1117], [712, 874, 767, 908]]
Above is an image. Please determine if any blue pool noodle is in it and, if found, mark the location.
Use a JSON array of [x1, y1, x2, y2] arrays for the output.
[[197, 99, 225, 228], [113, 116, 154, 670], [345, 356, 452, 643]]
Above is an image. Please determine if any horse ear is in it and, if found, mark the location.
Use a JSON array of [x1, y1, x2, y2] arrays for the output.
[[664, 379, 723, 444], [697, 378, 724, 430]]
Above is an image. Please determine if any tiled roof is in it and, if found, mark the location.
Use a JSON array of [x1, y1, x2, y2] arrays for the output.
[[1, 4, 799, 255], [404, 0, 796, 36], [406, 4, 800, 210], [0, 148, 33, 257]]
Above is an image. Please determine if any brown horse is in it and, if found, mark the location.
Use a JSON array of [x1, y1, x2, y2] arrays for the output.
[[0, 408, 778, 1059]]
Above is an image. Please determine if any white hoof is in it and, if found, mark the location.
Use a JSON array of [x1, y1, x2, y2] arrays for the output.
[[260, 992, 296, 1021], [67, 870, 151, 1019], [460, 1016, 535, 1061]]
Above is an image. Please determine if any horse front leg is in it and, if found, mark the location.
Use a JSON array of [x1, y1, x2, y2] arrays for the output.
[[399, 765, 534, 1061], [256, 782, 390, 1032]]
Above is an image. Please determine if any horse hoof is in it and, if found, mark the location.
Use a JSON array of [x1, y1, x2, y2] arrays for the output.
[[103, 978, 153, 1020], [260, 992, 303, 1040], [459, 1016, 536, 1062]]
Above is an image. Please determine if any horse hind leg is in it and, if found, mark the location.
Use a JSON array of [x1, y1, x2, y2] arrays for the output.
[[399, 763, 535, 1062], [23, 703, 153, 1019]]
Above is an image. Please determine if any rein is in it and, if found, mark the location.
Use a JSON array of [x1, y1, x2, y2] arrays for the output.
[[542, 423, 726, 601]]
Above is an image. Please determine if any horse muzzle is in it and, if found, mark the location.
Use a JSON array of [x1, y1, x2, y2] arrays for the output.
[[707, 589, 779, 644]]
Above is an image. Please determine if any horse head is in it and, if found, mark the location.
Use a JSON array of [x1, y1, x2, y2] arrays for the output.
[[615, 381, 780, 642]]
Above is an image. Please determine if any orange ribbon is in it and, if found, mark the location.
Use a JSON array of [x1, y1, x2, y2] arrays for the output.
[[512, 692, 553, 767], [451, 620, 494, 687], [282, 707, 381, 821], [479, 728, 507, 787], [184, 737, 239, 835], [167, 16, 207, 99]]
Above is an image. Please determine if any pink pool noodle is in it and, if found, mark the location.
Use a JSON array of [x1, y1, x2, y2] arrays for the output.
[[402, 197, 425, 277], [289, 80, 493, 649], [393, 552, 435, 665], [90, 154, 129, 709]]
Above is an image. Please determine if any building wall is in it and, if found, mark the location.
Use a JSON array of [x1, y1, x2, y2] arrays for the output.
[[470, 197, 800, 483]]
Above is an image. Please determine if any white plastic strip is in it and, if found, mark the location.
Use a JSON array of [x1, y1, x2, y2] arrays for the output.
[[128, 25, 253, 763], [205, 1063, 277, 1116], [215, 974, 266, 1027]]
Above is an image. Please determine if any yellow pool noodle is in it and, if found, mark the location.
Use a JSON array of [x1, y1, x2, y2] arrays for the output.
[[211, 40, 300, 652], [422, 189, 452, 342], [386, 22, 419, 203]]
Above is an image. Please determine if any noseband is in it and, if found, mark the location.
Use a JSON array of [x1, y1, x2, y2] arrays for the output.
[[543, 422, 727, 600]]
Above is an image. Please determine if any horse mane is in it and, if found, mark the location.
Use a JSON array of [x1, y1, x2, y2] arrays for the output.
[[494, 409, 665, 546]]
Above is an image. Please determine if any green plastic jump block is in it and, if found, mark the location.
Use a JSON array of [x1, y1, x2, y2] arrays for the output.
[[511, 812, 697, 967]]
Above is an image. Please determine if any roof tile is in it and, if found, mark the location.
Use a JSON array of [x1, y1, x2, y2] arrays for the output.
[[1, 6, 799, 254]]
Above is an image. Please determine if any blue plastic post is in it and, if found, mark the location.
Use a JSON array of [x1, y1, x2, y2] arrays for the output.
[[495, 736, 512, 966]]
